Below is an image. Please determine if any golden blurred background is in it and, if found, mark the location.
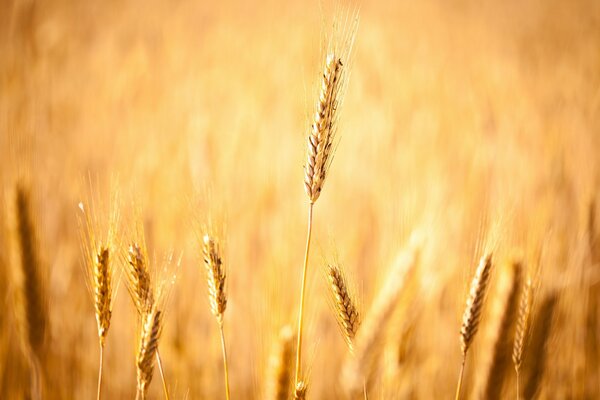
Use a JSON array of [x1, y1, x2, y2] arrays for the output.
[[1, 0, 599, 398]]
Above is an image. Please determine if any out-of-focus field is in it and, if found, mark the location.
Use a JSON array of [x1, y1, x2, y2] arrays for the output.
[[1, 0, 599, 398]]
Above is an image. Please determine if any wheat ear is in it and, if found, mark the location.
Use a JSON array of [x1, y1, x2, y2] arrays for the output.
[[327, 264, 360, 352], [295, 51, 344, 390], [127, 244, 154, 314], [478, 260, 523, 400], [455, 253, 493, 400], [136, 307, 163, 400], [266, 326, 295, 400], [513, 277, 532, 399], [303, 53, 343, 204], [203, 234, 230, 400], [14, 185, 47, 400], [125, 243, 169, 400]]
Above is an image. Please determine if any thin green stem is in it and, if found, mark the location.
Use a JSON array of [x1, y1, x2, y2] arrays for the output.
[[156, 349, 170, 400], [294, 203, 314, 387], [455, 356, 466, 400], [219, 322, 231, 400]]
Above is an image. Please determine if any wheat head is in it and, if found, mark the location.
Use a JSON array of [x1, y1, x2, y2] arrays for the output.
[[136, 307, 163, 399], [202, 234, 227, 324], [327, 264, 360, 352], [304, 53, 343, 204], [460, 253, 494, 356]]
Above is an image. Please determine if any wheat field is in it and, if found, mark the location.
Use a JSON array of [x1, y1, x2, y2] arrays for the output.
[[1, 0, 600, 398]]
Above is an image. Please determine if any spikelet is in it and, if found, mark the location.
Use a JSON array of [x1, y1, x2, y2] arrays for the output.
[[202, 234, 227, 324], [460, 253, 494, 356], [343, 238, 420, 397], [477, 260, 523, 400], [513, 277, 532, 373], [126, 243, 154, 314], [136, 307, 163, 399], [304, 54, 343, 204], [294, 381, 308, 400], [266, 326, 295, 400], [327, 264, 360, 351]]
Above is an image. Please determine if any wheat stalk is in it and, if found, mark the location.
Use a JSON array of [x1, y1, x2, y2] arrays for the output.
[[136, 307, 163, 400], [266, 325, 295, 400], [478, 260, 523, 400], [513, 277, 532, 399], [125, 242, 169, 400], [327, 264, 360, 352], [202, 233, 230, 400], [295, 51, 345, 392], [14, 185, 47, 400], [78, 196, 119, 400], [455, 253, 493, 400]]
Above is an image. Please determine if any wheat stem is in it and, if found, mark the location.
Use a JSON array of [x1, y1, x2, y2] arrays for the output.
[[516, 369, 520, 400], [97, 343, 104, 400], [219, 322, 231, 400], [455, 356, 465, 400], [294, 202, 314, 387]]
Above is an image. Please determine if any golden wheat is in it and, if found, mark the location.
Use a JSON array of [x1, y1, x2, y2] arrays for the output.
[[513, 277, 532, 398], [202, 233, 230, 400], [327, 264, 360, 352], [455, 253, 493, 400], [478, 260, 523, 400], [265, 325, 295, 400], [136, 307, 163, 400], [343, 238, 420, 398]]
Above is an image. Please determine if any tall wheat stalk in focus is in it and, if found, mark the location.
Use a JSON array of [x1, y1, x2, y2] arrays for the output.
[[455, 253, 493, 400], [78, 195, 119, 400], [294, 10, 358, 388]]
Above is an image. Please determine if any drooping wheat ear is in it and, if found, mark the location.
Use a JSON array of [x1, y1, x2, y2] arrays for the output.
[[523, 292, 558, 400], [136, 307, 163, 400], [14, 186, 48, 359], [94, 246, 112, 345], [126, 243, 154, 314], [513, 277, 532, 397], [478, 260, 523, 400], [266, 326, 295, 400], [304, 53, 343, 204], [343, 239, 420, 398], [202, 234, 227, 323], [294, 381, 308, 400], [455, 253, 493, 400], [327, 264, 360, 352]]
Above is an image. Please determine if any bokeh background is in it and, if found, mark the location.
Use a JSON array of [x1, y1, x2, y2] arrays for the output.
[[1, 0, 599, 398]]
